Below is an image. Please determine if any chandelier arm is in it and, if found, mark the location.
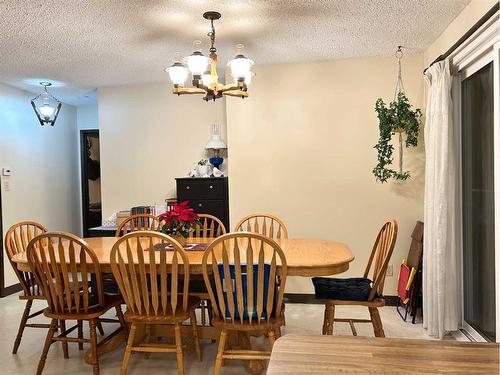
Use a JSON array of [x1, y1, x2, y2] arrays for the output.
[[173, 87, 207, 95], [223, 90, 248, 98], [220, 82, 246, 92]]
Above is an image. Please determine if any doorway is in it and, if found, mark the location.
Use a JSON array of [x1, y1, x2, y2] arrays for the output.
[[80, 130, 102, 237]]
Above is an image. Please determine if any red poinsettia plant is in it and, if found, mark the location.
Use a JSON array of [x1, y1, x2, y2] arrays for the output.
[[158, 201, 200, 238]]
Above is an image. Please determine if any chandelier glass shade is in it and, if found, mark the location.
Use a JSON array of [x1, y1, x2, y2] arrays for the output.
[[167, 11, 254, 102], [30, 82, 62, 126]]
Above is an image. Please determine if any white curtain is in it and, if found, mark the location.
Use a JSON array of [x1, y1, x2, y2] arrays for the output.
[[423, 60, 460, 339]]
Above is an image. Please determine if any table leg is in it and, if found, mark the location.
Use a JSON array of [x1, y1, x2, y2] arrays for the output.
[[84, 324, 145, 364]]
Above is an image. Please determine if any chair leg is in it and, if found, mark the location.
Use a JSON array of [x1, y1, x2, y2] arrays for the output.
[[96, 320, 105, 336], [89, 319, 100, 375], [60, 320, 69, 358], [200, 300, 206, 326], [190, 309, 202, 361], [268, 329, 276, 350], [12, 299, 33, 354], [369, 307, 385, 337], [275, 327, 282, 339], [36, 318, 57, 375], [174, 323, 184, 375], [144, 325, 152, 359], [78, 320, 84, 350], [214, 329, 227, 375], [115, 305, 128, 339], [120, 323, 136, 375], [323, 302, 335, 335]]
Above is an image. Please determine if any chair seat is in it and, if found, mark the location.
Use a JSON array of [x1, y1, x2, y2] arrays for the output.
[[124, 295, 201, 324], [312, 277, 373, 301], [44, 294, 124, 320]]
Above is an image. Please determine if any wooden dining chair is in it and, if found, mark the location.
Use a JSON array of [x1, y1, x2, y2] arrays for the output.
[[110, 231, 202, 375], [189, 213, 226, 238], [4, 221, 49, 354], [27, 232, 127, 375], [234, 213, 288, 239], [312, 220, 398, 338], [202, 232, 288, 375], [115, 214, 161, 237], [189, 214, 226, 327]]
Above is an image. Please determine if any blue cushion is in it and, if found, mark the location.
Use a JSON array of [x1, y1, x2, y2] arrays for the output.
[[312, 277, 373, 301], [213, 263, 276, 319]]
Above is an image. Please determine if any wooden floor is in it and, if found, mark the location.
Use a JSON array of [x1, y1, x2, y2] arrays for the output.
[[267, 334, 500, 374]]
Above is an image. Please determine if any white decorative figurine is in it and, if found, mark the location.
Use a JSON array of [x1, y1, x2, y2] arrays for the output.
[[212, 167, 224, 177]]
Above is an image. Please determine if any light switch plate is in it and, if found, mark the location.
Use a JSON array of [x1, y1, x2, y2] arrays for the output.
[[2, 167, 11, 176]]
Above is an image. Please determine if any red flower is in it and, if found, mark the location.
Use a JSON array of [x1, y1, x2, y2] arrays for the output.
[[158, 201, 200, 237]]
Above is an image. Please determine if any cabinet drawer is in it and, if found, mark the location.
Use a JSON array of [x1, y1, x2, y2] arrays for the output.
[[177, 179, 225, 200], [189, 200, 226, 220]]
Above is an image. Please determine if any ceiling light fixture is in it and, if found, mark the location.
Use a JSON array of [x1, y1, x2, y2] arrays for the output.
[[31, 82, 62, 126], [167, 11, 254, 102]]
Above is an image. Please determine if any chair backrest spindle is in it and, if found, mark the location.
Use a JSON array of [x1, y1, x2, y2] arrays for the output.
[[234, 214, 288, 240]]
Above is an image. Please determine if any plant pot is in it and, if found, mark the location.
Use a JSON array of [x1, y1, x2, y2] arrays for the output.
[[197, 165, 209, 176], [172, 234, 187, 247]]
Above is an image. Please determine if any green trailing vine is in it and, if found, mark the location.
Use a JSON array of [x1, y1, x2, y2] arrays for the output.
[[373, 48, 422, 183]]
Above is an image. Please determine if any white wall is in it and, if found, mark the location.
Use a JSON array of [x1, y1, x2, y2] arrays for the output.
[[226, 54, 425, 294], [0, 83, 80, 287], [77, 104, 99, 130], [98, 82, 226, 219]]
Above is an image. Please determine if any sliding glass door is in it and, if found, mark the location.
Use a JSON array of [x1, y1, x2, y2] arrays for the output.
[[461, 61, 496, 341]]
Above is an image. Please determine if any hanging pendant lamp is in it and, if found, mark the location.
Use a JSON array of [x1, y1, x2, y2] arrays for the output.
[[31, 82, 62, 126]]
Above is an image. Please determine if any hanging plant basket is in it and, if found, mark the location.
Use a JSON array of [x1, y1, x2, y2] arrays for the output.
[[373, 47, 422, 183]]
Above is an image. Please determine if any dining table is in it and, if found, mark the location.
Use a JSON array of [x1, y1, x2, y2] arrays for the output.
[[11, 235, 354, 375], [267, 334, 500, 374]]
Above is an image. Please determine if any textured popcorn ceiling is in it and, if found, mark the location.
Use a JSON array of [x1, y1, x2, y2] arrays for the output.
[[0, 0, 469, 105]]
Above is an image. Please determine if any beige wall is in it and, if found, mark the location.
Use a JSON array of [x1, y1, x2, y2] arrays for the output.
[[98, 82, 226, 219], [0, 83, 80, 287], [424, 0, 498, 65], [226, 54, 425, 293]]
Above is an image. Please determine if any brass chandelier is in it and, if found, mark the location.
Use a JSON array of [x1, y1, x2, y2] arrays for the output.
[[167, 11, 254, 102]]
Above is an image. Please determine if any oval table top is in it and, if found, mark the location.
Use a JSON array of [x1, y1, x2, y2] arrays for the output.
[[11, 236, 354, 277]]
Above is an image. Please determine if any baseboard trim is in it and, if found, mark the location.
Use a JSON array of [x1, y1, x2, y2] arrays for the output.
[[1, 283, 22, 297], [284, 293, 399, 306]]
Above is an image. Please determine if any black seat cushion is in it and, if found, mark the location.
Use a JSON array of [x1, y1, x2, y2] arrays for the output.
[[312, 277, 373, 301]]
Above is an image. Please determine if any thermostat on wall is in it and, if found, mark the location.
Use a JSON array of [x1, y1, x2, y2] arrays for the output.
[[2, 167, 12, 176]]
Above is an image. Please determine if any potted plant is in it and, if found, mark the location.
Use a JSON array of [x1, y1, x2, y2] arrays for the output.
[[373, 47, 421, 183], [157, 201, 200, 246], [197, 159, 209, 177], [373, 92, 421, 183]]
